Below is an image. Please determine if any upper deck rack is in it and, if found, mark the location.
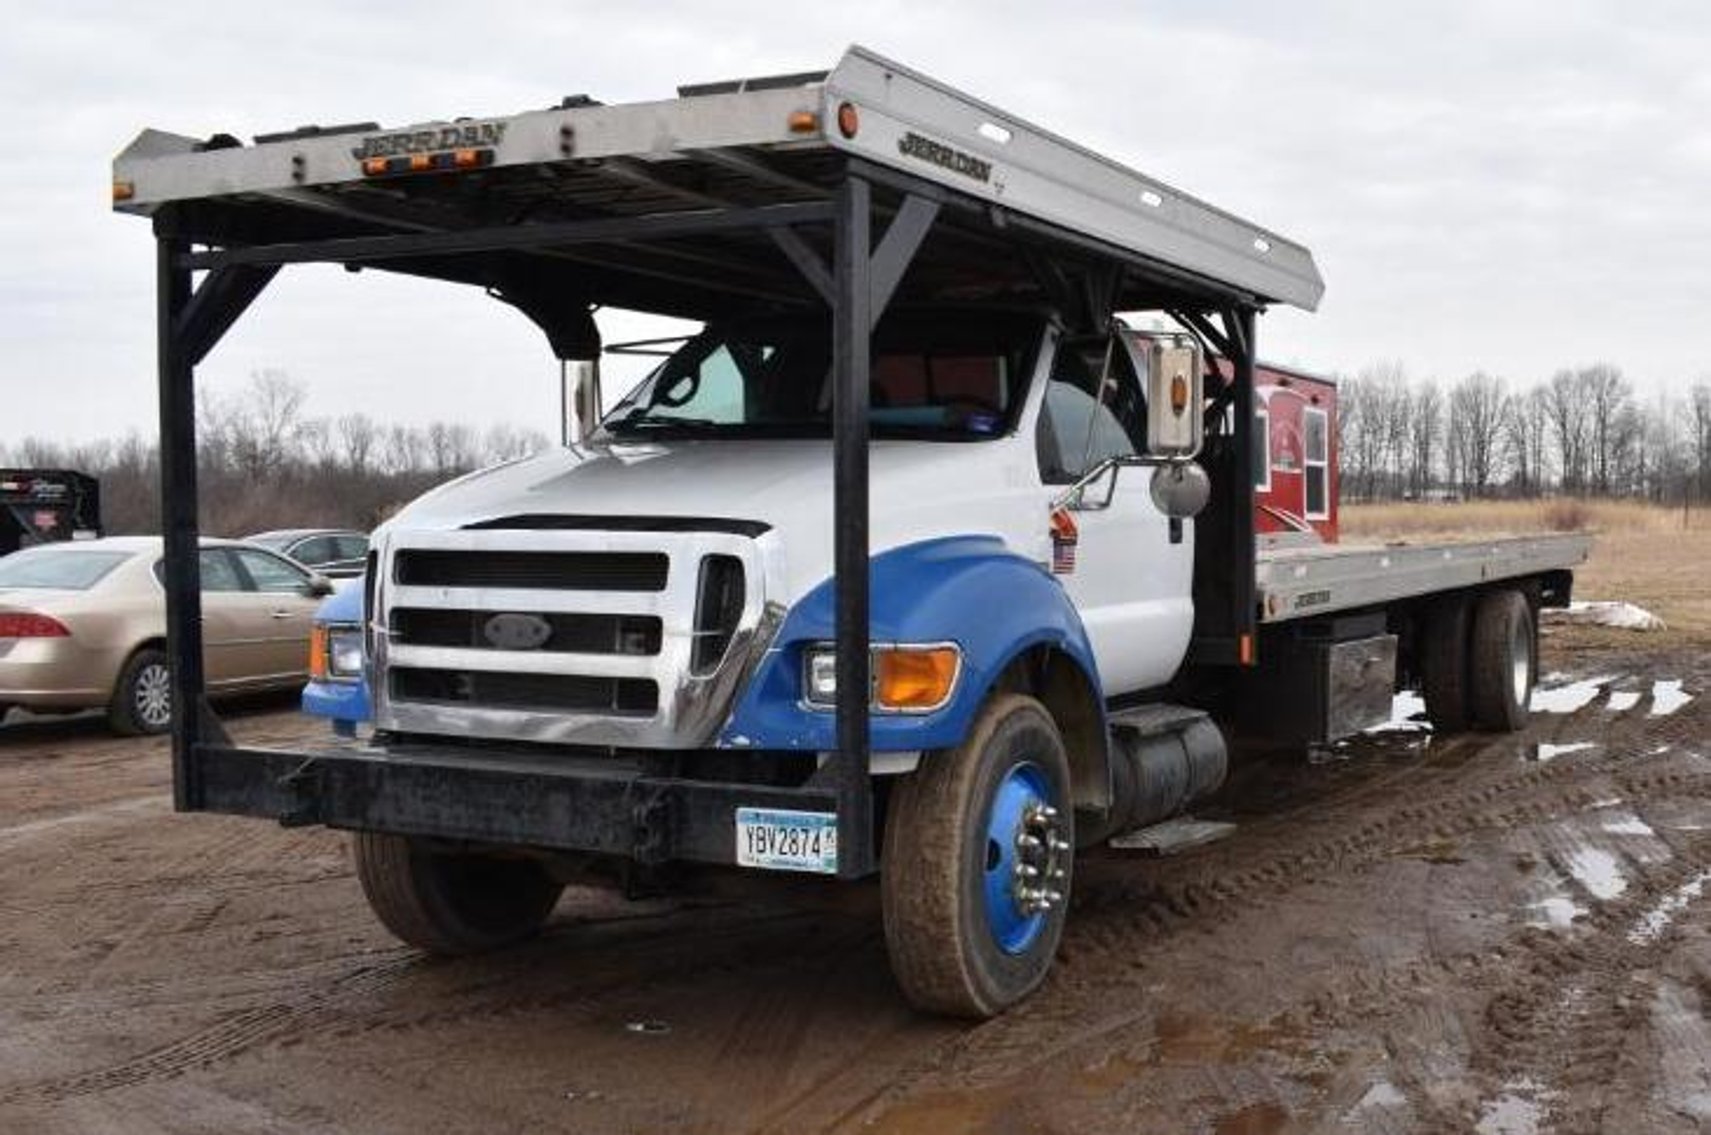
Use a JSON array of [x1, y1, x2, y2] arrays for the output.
[[114, 46, 1322, 320]]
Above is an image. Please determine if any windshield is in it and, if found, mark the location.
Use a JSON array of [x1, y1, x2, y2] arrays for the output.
[[0, 548, 132, 590], [601, 312, 1041, 441]]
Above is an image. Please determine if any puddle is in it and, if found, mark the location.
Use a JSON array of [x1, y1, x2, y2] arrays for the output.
[[1526, 895, 1588, 929], [1533, 741, 1596, 762], [1606, 690, 1642, 712], [1650, 679, 1693, 717], [1530, 675, 1617, 714], [1368, 690, 1430, 734], [1628, 870, 1711, 945], [1476, 1078, 1553, 1134], [1564, 847, 1627, 900]]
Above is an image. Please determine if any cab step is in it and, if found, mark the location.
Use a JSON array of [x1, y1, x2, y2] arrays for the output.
[[1108, 816, 1237, 856]]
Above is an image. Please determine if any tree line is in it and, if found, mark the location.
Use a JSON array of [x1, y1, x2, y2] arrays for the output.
[[1337, 362, 1711, 504], [1, 372, 552, 536]]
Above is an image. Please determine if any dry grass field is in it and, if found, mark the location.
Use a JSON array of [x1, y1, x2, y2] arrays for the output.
[[1342, 498, 1711, 643]]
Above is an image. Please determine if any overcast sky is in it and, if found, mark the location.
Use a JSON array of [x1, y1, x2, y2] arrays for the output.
[[3, 0, 1708, 444]]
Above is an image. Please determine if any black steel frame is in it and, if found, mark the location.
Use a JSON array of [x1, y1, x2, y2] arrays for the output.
[[150, 162, 1259, 877]]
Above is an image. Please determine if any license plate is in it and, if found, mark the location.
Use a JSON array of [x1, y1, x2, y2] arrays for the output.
[[735, 808, 838, 874]]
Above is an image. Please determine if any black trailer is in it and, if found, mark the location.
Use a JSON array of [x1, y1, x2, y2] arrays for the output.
[[0, 469, 101, 555]]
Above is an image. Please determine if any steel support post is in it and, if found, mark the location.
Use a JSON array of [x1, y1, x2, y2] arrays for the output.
[[832, 174, 875, 878], [155, 230, 209, 808]]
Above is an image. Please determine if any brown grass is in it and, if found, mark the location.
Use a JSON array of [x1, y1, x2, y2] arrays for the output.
[[1342, 499, 1711, 645]]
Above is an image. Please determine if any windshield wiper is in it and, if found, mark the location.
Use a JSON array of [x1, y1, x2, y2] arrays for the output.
[[606, 412, 723, 433]]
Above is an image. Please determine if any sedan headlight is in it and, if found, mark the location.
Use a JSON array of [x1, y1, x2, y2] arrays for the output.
[[803, 644, 961, 713], [310, 623, 364, 682]]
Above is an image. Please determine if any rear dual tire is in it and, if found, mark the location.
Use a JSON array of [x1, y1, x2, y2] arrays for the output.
[[353, 832, 564, 955], [1418, 589, 1535, 734], [882, 694, 1074, 1019]]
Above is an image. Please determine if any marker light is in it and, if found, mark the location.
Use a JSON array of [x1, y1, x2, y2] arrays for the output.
[[360, 149, 497, 178], [787, 111, 820, 134], [836, 102, 860, 139], [874, 647, 960, 712], [112, 181, 136, 203], [1171, 372, 1190, 414]]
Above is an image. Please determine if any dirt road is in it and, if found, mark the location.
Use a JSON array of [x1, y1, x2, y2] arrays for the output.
[[1, 643, 1706, 1135]]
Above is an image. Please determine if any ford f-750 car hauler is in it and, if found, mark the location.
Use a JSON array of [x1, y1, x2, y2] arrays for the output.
[[115, 47, 1588, 1016]]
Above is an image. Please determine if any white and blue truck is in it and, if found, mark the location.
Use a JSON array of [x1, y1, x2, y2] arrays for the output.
[[117, 48, 1589, 1016]]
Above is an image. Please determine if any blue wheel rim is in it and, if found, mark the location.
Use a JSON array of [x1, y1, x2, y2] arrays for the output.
[[982, 762, 1053, 955]]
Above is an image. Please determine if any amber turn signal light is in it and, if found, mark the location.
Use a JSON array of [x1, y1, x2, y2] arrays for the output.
[[874, 647, 960, 711], [308, 625, 330, 680]]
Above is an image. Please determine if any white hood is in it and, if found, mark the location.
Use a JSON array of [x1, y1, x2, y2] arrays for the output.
[[385, 438, 1049, 602]]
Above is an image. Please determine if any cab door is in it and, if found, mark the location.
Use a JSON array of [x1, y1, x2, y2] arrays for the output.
[[1034, 332, 1195, 695]]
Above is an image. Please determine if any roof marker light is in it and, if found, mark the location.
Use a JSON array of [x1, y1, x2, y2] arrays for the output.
[[112, 181, 136, 203], [788, 110, 820, 134], [836, 102, 859, 139]]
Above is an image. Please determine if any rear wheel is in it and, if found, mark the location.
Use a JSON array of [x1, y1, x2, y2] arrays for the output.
[[353, 832, 564, 955], [1419, 595, 1472, 733], [1470, 589, 1535, 732], [108, 648, 173, 736], [882, 693, 1073, 1018]]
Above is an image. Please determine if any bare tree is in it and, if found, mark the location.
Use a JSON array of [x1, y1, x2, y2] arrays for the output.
[[1447, 372, 1507, 497], [1406, 379, 1442, 499]]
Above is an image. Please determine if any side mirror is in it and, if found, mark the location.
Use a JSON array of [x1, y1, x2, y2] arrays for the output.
[[1124, 332, 1204, 458], [305, 574, 335, 598]]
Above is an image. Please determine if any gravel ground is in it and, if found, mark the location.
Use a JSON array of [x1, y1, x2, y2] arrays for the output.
[[0, 639, 1705, 1135]]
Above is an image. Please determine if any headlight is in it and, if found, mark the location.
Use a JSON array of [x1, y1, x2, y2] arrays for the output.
[[310, 623, 364, 682], [802, 644, 961, 713]]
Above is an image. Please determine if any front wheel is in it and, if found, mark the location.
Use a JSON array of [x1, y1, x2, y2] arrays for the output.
[[882, 693, 1074, 1018], [352, 833, 564, 955]]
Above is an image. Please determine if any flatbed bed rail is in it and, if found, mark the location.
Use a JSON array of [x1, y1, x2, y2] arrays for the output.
[[1256, 533, 1593, 622]]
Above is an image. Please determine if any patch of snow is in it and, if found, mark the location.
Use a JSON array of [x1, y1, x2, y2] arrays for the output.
[[1628, 870, 1711, 945], [1650, 679, 1694, 717], [1564, 847, 1627, 901], [1368, 690, 1430, 733], [1526, 895, 1588, 929], [1353, 1080, 1407, 1111], [1534, 742, 1596, 762], [1601, 816, 1656, 838], [1476, 1079, 1552, 1135], [1530, 675, 1618, 714], [1605, 690, 1642, 712], [1542, 600, 1665, 631]]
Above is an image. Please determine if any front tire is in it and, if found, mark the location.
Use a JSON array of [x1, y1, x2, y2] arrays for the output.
[[353, 833, 564, 955], [882, 693, 1074, 1018], [108, 648, 173, 736]]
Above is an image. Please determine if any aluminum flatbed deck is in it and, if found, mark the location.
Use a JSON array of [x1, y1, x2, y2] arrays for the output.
[[1255, 533, 1593, 623]]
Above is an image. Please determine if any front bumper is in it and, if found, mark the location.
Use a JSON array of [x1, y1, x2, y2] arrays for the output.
[[188, 740, 873, 878]]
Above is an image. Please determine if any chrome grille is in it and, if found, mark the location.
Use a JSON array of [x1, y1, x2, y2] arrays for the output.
[[374, 526, 773, 748]]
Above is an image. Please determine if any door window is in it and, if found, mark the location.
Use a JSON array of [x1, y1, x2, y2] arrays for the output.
[[234, 548, 312, 593], [1036, 338, 1146, 484], [332, 534, 369, 562], [290, 536, 335, 566]]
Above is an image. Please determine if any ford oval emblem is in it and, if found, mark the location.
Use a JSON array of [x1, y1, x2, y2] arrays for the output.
[[482, 612, 553, 651]]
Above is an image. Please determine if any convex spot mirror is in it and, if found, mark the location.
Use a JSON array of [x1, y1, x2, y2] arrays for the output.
[[1149, 462, 1211, 518], [1121, 332, 1204, 458]]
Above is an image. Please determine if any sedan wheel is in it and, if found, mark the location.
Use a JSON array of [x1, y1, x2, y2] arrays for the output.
[[109, 649, 173, 736]]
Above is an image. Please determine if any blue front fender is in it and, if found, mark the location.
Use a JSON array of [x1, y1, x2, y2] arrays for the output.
[[719, 537, 1103, 752]]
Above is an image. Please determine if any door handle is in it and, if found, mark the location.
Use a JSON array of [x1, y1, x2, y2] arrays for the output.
[[269, 610, 295, 620]]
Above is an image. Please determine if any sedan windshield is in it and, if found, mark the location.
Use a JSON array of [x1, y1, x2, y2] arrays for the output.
[[0, 548, 132, 590], [601, 312, 1040, 441]]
